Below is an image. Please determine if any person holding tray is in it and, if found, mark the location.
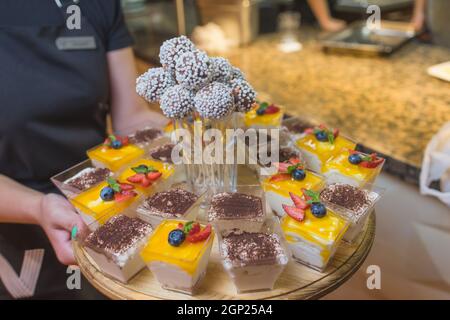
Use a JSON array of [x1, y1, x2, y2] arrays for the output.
[[0, 0, 166, 299]]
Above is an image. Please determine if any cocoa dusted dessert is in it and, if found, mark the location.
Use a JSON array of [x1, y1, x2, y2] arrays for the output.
[[83, 215, 153, 283], [64, 167, 111, 191], [219, 230, 288, 292], [208, 192, 265, 232], [320, 183, 381, 242], [136, 188, 199, 226], [149, 143, 175, 163], [128, 128, 162, 145]]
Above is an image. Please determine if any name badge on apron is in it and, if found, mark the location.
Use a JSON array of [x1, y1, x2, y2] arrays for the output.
[[55, 36, 97, 50]]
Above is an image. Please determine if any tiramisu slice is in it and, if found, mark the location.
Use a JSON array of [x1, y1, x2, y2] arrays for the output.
[[320, 183, 381, 242], [83, 215, 153, 283], [219, 230, 289, 293], [149, 143, 175, 163], [128, 127, 163, 145], [137, 188, 199, 226], [208, 192, 265, 232], [64, 167, 111, 192]]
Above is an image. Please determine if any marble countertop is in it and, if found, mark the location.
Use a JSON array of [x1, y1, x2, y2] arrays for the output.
[[225, 30, 450, 168]]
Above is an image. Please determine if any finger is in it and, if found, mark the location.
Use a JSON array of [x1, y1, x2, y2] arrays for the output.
[[49, 229, 76, 265]]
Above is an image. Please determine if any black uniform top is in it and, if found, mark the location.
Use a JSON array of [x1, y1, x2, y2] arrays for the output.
[[0, 0, 133, 299]]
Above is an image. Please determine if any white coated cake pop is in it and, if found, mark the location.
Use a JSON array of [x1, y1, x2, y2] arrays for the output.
[[136, 67, 175, 103], [160, 85, 194, 119], [194, 82, 234, 119], [229, 78, 256, 113]]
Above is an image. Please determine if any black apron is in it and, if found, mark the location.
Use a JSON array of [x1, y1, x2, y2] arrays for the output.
[[0, 0, 109, 299]]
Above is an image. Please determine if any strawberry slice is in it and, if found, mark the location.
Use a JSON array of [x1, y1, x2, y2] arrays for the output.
[[115, 190, 137, 202], [140, 176, 152, 188], [103, 138, 111, 145], [333, 128, 340, 138], [348, 149, 359, 155], [264, 105, 280, 114], [147, 171, 162, 181], [119, 183, 135, 191], [127, 173, 144, 183], [270, 173, 291, 182], [360, 157, 384, 168], [177, 223, 184, 230], [188, 223, 201, 236], [187, 224, 212, 243], [117, 136, 129, 146], [289, 192, 309, 210], [275, 162, 290, 173], [304, 128, 314, 135], [282, 204, 305, 222], [289, 157, 301, 165]]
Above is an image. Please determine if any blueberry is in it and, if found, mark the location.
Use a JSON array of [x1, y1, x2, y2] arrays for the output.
[[348, 153, 362, 165], [315, 131, 328, 142], [292, 169, 306, 181], [100, 187, 115, 201], [111, 140, 122, 149], [311, 202, 327, 218], [256, 107, 266, 116], [168, 229, 185, 247]]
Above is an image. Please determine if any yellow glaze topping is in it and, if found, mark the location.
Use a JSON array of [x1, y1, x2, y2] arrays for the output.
[[322, 149, 380, 184], [140, 220, 214, 275], [70, 182, 138, 225], [87, 144, 144, 172], [281, 209, 348, 260], [118, 159, 174, 192], [296, 134, 356, 170], [244, 106, 284, 128], [261, 170, 324, 198]]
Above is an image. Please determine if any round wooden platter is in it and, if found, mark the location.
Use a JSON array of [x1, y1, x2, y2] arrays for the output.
[[73, 213, 375, 300]]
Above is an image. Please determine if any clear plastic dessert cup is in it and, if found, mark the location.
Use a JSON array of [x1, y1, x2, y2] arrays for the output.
[[280, 204, 350, 272], [208, 185, 270, 233], [320, 178, 385, 243], [322, 149, 385, 188], [140, 219, 215, 295], [136, 184, 205, 228], [75, 213, 153, 283], [50, 159, 112, 199], [295, 132, 356, 174], [69, 181, 142, 230], [217, 217, 290, 293], [86, 142, 145, 172], [261, 169, 326, 217]]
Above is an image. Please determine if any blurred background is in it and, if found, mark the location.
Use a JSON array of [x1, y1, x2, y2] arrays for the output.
[[122, 0, 450, 299]]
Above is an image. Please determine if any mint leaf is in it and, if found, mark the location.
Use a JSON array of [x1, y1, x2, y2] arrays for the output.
[[132, 164, 149, 174], [107, 177, 120, 193], [183, 221, 194, 234], [259, 102, 269, 110], [304, 190, 320, 203], [327, 131, 335, 144], [109, 135, 117, 142], [361, 155, 372, 162], [287, 165, 297, 174]]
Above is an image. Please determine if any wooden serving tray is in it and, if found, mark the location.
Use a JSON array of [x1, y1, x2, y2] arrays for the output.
[[73, 213, 375, 300]]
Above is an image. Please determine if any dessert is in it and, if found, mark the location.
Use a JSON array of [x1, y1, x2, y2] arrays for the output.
[[296, 124, 356, 173], [140, 220, 214, 294], [208, 190, 266, 232], [70, 177, 139, 228], [117, 159, 174, 194], [280, 190, 349, 272], [87, 134, 145, 172], [218, 226, 289, 293], [322, 149, 385, 187], [261, 158, 325, 216], [128, 127, 163, 147], [51, 160, 112, 199], [244, 102, 284, 129], [137, 188, 199, 226], [83, 215, 153, 283], [64, 167, 111, 192], [149, 143, 175, 164], [320, 183, 381, 242]]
